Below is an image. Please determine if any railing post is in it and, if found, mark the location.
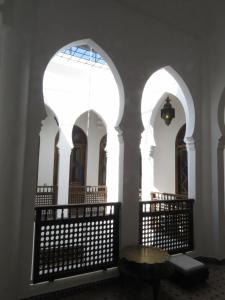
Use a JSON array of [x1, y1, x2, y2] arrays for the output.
[[189, 199, 194, 251], [33, 207, 42, 283]]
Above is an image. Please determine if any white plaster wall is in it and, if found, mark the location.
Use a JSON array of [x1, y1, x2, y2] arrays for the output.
[[75, 111, 107, 186], [153, 96, 185, 193], [38, 108, 58, 186]]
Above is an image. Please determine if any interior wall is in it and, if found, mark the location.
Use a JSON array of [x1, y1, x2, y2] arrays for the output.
[[153, 96, 185, 193]]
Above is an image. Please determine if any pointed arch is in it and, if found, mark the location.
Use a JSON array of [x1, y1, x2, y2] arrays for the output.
[[74, 109, 108, 133], [43, 39, 124, 130], [165, 66, 195, 139], [141, 66, 195, 140], [41, 39, 124, 207], [140, 65, 196, 199]]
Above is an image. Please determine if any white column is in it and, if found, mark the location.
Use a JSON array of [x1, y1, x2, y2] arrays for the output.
[[57, 126, 73, 205], [106, 128, 120, 202], [117, 128, 124, 204], [121, 125, 142, 248], [86, 113, 100, 186], [185, 136, 196, 199], [140, 128, 156, 200], [120, 88, 143, 248], [141, 144, 156, 201], [38, 115, 58, 186]]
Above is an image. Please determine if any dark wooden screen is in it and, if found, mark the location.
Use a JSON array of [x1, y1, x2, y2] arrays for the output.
[[33, 202, 120, 283], [98, 135, 107, 185], [151, 192, 186, 200], [69, 125, 87, 186], [35, 186, 58, 206], [176, 124, 188, 195], [139, 199, 194, 254], [69, 185, 107, 204]]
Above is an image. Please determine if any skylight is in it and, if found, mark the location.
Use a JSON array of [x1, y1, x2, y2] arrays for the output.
[[57, 46, 107, 68]]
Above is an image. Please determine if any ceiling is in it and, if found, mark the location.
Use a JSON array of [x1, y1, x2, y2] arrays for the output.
[[115, 0, 221, 38]]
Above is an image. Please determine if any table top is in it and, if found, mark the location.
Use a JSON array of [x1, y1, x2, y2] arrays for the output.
[[120, 245, 170, 264]]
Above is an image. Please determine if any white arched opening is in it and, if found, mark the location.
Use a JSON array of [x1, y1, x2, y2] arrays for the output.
[[42, 39, 124, 204], [141, 66, 196, 200]]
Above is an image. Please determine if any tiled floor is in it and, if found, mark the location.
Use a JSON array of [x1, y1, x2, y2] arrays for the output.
[[32, 263, 225, 300]]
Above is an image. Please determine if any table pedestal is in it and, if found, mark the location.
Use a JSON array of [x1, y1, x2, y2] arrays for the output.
[[119, 246, 174, 300]]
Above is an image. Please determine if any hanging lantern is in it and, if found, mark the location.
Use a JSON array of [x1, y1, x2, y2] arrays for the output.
[[161, 97, 175, 126]]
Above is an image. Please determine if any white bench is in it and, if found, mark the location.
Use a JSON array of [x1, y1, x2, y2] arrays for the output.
[[169, 254, 209, 287]]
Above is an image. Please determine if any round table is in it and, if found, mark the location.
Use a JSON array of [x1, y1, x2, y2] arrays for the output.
[[119, 245, 173, 300]]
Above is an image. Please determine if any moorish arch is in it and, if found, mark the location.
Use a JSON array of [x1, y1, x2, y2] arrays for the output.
[[140, 66, 196, 200], [41, 39, 125, 204]]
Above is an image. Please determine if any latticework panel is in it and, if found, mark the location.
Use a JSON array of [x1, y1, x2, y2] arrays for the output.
[[35, 186, 58, 206], [151, 192, 186, 201], [139, 200, 194, 254], [69, 185, 107, 204], [33, 202, 120, 283]]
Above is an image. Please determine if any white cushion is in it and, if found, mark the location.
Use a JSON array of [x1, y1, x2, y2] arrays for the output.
[[169, 254, 205, 273]]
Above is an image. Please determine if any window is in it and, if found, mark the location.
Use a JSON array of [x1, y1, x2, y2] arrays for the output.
[[98, 135, 107, 185], [69, 126, 87, 185]]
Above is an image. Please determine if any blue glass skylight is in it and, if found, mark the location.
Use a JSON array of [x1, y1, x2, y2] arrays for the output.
[[58, 46, 107, 66]]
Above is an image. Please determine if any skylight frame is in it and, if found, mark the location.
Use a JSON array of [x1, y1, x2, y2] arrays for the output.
[[56, 46, 108, 69]]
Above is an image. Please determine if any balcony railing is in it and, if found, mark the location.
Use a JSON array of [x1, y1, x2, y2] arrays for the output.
[[151, 192, 186, 200], [139, 199, 194, 254], [33, 202, 120, 284], [35, 185, 58, 206], [69, 185, 107, 204]]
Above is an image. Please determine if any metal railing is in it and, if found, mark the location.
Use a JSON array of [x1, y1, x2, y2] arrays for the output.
[[139, 199, 194, 254], [33, 202, 120, 283]]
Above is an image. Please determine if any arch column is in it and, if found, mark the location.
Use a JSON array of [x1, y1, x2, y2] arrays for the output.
[[57, 126, 73, 205], [105, 128, 120, 202], [38, 115, 58, 186], [140, 129, 156, 200], [185, 136, 196, 199], [120, 89, 143, 248]]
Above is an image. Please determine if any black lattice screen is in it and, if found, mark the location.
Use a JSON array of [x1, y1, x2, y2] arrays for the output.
[[33, 203, 120, 283], [139, 200, 194, 254]]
